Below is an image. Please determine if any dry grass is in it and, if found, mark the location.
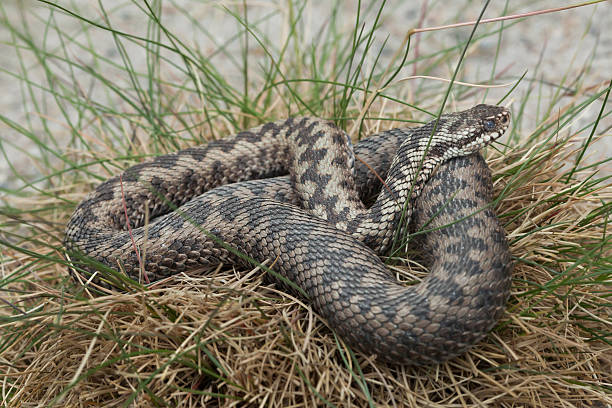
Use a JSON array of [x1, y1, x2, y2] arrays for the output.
[[1, 1, 611, 406], [2, 103, 611, 406]]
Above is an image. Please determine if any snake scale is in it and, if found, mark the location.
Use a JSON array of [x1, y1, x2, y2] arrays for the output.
[[65, 104, 513, 365]]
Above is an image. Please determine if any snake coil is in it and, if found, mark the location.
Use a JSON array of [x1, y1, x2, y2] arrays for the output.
[[65, 105, 512, 364]]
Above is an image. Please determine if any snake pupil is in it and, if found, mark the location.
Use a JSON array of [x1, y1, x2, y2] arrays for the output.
[[484, 119, 496, 131]]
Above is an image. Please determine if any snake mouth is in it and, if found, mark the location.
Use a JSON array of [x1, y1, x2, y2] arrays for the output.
[[457, 111, 510, 153], [495, 111, 511, 138], [484, 109, 510, 141]]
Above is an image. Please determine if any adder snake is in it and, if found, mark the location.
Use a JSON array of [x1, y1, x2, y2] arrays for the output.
[[65, 104, 513, 365]]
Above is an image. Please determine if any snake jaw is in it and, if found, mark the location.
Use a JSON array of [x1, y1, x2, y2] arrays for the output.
[[454, 105, 510, 155]]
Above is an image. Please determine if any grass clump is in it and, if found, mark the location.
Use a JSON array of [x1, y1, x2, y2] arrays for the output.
[[0, 1, 610, 406]]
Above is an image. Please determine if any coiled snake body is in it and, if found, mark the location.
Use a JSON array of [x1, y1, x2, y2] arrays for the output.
[[65, 104, 513, 365]]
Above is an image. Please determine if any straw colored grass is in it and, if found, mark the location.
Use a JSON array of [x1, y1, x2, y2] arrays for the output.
[[2, 105, 610, 406], [1, 1, 610, 407]]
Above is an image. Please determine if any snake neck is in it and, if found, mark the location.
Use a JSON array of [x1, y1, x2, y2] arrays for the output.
[[288, 121, 447, 255], [347, 132, 445, 253]]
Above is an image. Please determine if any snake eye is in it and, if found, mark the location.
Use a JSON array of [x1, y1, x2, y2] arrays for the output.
[[483, 119, 496, 131]]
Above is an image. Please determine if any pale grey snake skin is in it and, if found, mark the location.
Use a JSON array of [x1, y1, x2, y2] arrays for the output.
[[65, 104, 513, 365]]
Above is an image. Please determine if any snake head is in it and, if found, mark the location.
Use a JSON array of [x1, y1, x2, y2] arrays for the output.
[[451, 104, 510, 154]]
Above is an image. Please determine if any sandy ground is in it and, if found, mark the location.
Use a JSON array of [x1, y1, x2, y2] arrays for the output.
[[0, 0, 610, 190]]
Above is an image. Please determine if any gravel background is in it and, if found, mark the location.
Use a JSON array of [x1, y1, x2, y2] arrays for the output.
[[0, 0, 610, 190]]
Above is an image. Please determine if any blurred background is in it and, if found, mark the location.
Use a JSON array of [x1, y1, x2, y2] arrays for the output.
[[0, 0, 610, 190]]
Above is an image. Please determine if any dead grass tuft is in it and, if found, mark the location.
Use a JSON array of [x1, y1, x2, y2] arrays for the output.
[[1, 100, 610, 406]]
